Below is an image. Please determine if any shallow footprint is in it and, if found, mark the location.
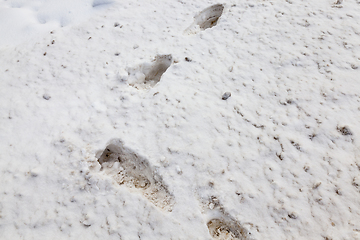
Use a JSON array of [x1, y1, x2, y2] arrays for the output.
[[97, 139, 175, 212], [207, 217, 249, 240], [185, 4, 224, 34], [200, 196, 251, 240], [127, 54, 172, 89]]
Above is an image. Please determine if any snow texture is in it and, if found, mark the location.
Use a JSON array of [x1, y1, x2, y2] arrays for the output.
[[0, 0, 360, 239]]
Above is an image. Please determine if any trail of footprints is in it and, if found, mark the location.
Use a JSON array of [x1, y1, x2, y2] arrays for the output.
[[95, 139, 250, 239], [95, 3, 245, 239], [126, 4, 224, 89]]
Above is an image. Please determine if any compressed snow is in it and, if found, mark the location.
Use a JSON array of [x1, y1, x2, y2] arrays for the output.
[[0, 0, 360, 239]]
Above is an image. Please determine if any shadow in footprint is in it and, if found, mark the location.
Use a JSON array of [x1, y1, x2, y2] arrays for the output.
[[185, 4, 224, 34], [97, 139, 175, 212], [92, 0, 113, 8], [127, 54, 172, 89]]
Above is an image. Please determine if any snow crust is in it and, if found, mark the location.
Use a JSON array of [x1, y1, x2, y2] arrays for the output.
[[0, 0, 360, 239]]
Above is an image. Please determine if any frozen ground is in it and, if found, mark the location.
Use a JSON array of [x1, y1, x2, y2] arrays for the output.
[[0, 0, 360, 239]]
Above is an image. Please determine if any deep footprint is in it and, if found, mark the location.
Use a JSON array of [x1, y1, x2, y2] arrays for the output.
[[97, 139, 175, 212], [127, 54, 172, 89], [185, 4, 224, 34]]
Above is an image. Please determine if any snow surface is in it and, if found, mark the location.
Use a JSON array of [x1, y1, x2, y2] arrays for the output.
[[0, 0, 360, 239]]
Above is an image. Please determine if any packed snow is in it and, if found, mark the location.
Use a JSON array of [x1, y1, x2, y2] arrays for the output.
[[0, 0, 360, 239]]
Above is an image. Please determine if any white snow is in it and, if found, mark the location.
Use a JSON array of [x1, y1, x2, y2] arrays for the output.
[[0, 0, 360, 239], [0, 0, 111, 49]]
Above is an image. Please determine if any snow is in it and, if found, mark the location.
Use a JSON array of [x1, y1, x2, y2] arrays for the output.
[[0, 0, 360, 239]]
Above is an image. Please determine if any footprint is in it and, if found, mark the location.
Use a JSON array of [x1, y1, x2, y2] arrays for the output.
[[201, 196, 251, 240], [127, 54, 172, 89], [207, 217, 249, 240], [97, 139, 175, 212], [185, 4, 224, 34]]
